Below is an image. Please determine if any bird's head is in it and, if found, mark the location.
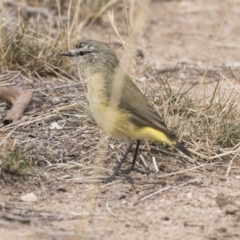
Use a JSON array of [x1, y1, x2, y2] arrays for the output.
[[59, 40, 119, 73]]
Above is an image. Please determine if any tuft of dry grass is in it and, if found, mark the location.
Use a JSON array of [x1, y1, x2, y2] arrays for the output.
[[151, 75, 240, 161], [0, 0, 117, 78], [0, 146, 38, 174], [1, 18, 70, 77], [3, 26, 56, 75]]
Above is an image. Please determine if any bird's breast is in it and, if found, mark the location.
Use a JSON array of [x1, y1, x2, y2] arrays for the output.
[[86, 74, 134, 141]]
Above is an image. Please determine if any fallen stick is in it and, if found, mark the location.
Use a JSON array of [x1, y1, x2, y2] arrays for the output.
[[0, 86, 33, 125]]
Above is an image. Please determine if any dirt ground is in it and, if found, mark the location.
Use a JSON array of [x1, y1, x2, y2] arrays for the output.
[[1, 0, 240, 240]]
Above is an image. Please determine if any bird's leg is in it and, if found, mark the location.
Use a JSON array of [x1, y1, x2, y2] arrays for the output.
[[130, 140, 141, 171], [105, 140, 146, 182], [122, 140, 149, 175], [106, 143, 133, 181]]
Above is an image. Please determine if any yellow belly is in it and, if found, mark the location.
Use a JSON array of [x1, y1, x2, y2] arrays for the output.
[[90, 102, 133, 140], [87, 73, 132, 140]]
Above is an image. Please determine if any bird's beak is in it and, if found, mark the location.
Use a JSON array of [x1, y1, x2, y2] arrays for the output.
[[58, 51, 75, 57]]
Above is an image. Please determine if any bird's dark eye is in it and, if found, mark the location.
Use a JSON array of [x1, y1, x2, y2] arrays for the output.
[[77, 50, 93, 56], [79, 51, 86, 56], [76, 43, 84, 49]]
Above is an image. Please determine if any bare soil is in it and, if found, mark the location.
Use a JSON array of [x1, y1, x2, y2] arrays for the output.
[[1, 1, 240, 240]]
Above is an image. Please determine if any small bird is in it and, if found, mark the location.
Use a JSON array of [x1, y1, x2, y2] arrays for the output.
[[59, 40, 191, 180]]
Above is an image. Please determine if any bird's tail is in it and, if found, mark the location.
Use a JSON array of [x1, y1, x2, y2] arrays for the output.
[[136, 126, 192, 158], [174, 141, 192, 158]]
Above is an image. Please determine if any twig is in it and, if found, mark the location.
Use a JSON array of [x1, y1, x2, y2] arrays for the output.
[[135, 186, 172, 204], [152, 156, 159, 172], [225, 146, 240, 179], [220, 73, 240, 94], [135, 179, 201, 205], [139, 154, 148, 168], [228, 66, 239, 82]]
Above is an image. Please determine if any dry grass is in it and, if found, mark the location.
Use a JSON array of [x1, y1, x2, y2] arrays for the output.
[[0, 0, 239, 179], [0, 0, 121, 79], [155, 76, 240, 159], [0, 145, 38, 174]]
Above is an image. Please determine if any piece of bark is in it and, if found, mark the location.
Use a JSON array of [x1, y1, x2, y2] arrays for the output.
[[0, 86, 33, 125]]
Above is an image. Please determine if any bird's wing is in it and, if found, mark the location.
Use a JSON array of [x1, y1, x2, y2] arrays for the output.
[[118, 76, 177, 140]]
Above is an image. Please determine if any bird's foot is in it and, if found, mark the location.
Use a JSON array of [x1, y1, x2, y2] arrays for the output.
[[102, 167, 149, 182]]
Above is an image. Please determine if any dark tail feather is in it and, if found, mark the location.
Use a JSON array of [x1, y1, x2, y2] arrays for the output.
[[175, 141, 192, 158]]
